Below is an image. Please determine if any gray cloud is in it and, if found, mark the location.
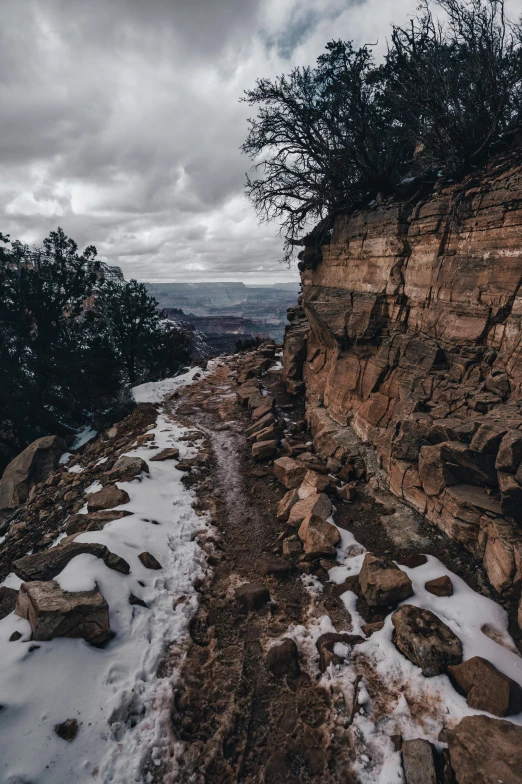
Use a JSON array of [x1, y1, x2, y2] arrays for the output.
[[3, 0, 518, 282]]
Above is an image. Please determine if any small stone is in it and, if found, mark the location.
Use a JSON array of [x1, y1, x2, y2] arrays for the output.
[[150, 447, 180, 462], [129, 593, 148, 608], [266, 638, 299, 678], [361, 620, 385, 637], [283, 537, 302, 558], [425, 575, 453, 597], [359, 554, 413, 607], [235, 583, 270, 612], [447, 656, 522, 717], [298, 470, 331, 499], [54, 718, 79, 742], [402, 739, 437, 784], [258, 553, 292, 576], [392, 604, 463, 676], [397, 553, 428, 568], [277, 488, 299, 521], [337, 483, 357, 502], [87, 485, 130, 512], [138, 552, 161, 570]]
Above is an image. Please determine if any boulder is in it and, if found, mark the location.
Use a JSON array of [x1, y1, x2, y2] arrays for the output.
[[495, 430, 522, 473], [103, 456, 149, 483], [287, 493, 332, 527], [138, 552, 161, 570], [0, 435, 67, 510], [273, 457, 308, 489], [14, 541, 130, 581], [266, 638, 299, 678], [447, 656, 522, 717], [65, 509, 132, 536], [150, 447, 180, 462], [87, 485, 130, 512], [392, 604, 463, 676], [447, 715, 522, 784], [252, 440, 278, 460], [470, 424, 507, 455], [234, 583, 270, 612], [401, 739, 438, 784], [0, 586, 18, 620], [16, 580, 111, 644], [298, 514, 340, 559], [359, 554, 413, 608], [425, 575, 453, 597], [316, 632, 364, 671], [277, 489, 299, 521]]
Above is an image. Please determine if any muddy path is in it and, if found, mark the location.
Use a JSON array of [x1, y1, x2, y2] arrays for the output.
[[159, 361, 354, 784]]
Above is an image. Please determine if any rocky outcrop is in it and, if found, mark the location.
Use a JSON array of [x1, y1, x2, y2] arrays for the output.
[[0, 435, 67, 510], [283, 154, 522, 621]]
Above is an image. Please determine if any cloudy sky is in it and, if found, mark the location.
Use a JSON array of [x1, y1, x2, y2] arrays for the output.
[[1, 0, 520, 283]]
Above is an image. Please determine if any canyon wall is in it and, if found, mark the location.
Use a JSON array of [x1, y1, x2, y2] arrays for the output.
[[283, 154, 522, 614]]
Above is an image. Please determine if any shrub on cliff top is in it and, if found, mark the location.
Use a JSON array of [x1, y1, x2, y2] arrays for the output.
[[242, 0, 522, 260]]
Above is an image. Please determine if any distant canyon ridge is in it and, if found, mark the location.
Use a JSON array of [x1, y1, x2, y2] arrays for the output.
[[145, 281, 300, 356]]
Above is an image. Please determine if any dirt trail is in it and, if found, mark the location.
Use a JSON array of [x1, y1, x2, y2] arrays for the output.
[[159, 361, 354, 784]]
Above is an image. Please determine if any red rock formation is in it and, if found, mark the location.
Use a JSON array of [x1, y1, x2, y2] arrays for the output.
[[283, 154, 522, 623]]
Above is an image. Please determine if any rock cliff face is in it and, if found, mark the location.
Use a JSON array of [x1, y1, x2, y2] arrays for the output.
[[283, 153, 522, 617]]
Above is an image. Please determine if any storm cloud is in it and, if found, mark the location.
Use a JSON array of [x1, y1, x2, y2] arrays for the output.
[[6, 0, 509, 282]]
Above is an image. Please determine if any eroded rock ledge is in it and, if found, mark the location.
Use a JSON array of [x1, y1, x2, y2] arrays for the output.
[[283, 153, 522, 628]]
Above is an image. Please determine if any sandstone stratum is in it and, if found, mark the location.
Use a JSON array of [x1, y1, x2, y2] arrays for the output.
[[283, 153, 522, 628]]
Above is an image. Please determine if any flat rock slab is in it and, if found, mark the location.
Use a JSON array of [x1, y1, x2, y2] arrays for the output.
[[150, 447, 180, 462], [251, 397, 275, 421], [87, 485, 130, 512], [425, 575, 453, 597], [447, 715, 522, 784], [448, 656, 522, 717], [65, 509, 132, 536], [402, 739, 437, 784], [359, 554, 413, 607], [273, 457, 308, 489], [14, 542, 130, 581], [16, 580, 111, 644], [298, 513, 340, 559], [392, 604, 463, 676], [266, 638, 299, 678], [0, 586, 18, 620], [235, 583, 270, 612]]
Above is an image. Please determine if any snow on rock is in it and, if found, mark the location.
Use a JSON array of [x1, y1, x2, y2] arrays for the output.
[[298, 519, 522, 783], [0, 372, 212, 783]]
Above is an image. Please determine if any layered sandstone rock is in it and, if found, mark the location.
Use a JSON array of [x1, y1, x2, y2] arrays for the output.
[[283, 154, 522, 617]]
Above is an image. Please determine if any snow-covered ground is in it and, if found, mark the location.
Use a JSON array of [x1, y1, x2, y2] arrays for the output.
[[292, 512, 522, 783], [0, 371, 211, 783]]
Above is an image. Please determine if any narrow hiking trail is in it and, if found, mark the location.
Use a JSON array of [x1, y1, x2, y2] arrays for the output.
[[159, 348, 522, 784]]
